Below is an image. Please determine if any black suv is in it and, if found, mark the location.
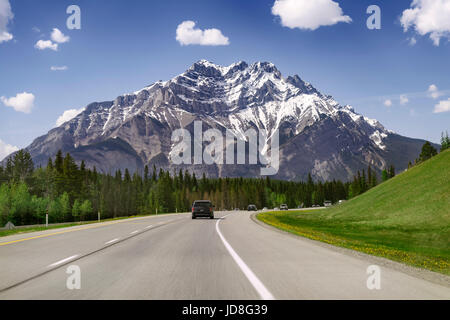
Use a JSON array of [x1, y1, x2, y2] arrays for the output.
[[247, 204, 257, 211], [192, 200, 214, 219]]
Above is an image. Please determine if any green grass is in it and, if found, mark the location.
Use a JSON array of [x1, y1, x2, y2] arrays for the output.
[[258, 149, 450, 275], [0, 212, 177, 238]]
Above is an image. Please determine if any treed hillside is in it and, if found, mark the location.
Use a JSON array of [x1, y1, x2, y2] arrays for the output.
[[0, 150, 351, 226], [259, 149, 450, 274], [323, 148, 450, 229]]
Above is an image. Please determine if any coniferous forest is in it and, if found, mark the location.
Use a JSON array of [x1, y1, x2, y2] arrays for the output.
[[0, 149, 393, 227]]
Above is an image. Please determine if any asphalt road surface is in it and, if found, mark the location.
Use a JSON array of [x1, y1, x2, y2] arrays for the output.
[[0, 210, 449, 300]]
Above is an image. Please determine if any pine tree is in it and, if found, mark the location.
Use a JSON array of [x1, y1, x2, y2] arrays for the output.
[[12, 150, 34, 183], [152, 165, 157, 182], [419, 141, 437, 162], [361, 170, 367, 193], [389, 165, 395, 178], [54, 150, 64, 174], [440, 131, 449, 152], [381, 169, 388, 182], [47, 158, 54, 170]]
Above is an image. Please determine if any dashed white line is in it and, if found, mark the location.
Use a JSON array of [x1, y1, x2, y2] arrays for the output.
[[130, 230, 139, 235], [105, 238, 120, 245], [48, 255, 79, 268], [145, 225, 153, 229], [216, 214, 275, 300]]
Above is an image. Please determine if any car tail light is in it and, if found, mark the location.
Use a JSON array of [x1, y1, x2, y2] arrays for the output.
[[192, 207, 194, 212]]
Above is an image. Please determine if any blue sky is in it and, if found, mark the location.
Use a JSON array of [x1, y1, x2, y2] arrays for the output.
[[1, 0, 449, 159]]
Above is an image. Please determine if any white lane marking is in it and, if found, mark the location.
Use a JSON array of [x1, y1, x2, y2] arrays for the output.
[[215, 214, 275, 300], [130, 230, 139, 235], [48, 255, 79, 268], [105, 238, 120, 245], [145, 225, 153, 229]]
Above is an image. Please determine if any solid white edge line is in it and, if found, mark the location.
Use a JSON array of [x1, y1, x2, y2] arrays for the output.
[[145, 225, 153, 229], [130, 230, 139, 235], [215, 214, 275, 300], [48, 255, 79, 268], [105, 238, 120, 245]]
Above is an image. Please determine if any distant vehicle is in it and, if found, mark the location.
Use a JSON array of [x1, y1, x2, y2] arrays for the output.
[[338, 200, 347, 204], [274, 207, 279, 210], [247, 205, 257, 211], [262, 207, 268, 211], [192, 200, 214, 219], [312, 204, 320, 208], [324, 200, 332, 207], [280, 204, 288, 210], [234, 208, 240, 211]]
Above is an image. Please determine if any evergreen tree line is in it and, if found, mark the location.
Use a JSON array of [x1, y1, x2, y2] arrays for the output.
[[0, 150, 352, 226], [350, 132, 450, 199], [407, 133, 448, 169], [1, 134, 446, 227]]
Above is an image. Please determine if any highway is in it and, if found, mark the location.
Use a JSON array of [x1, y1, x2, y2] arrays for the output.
[[0, 210, 449, 300]]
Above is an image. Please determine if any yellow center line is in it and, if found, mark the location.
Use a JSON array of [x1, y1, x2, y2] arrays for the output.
[[0, 220, 123, 246], [0, 213, 188, 247], [0, 213, 187, 247]]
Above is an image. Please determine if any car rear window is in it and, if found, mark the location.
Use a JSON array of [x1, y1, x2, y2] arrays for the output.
[[194, 202, 211, 207]]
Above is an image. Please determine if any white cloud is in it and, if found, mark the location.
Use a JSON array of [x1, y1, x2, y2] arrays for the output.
[[400, 0, 450, 46], [400, 94, 409, 105], [428, 84, 442, 99], [1, 92, 35, 113], [0, 0, 13, 43], [434, 98, 450, 113], [176, 21, 230, 46], [0, 30, 12, 42], [35, 39, 58, 51], [384, 99, 393, 107], [51, 28, 70, 43], [271, 0, 352, 31], [0, 138, 18, 161], [409, 37, 417, 45], [56, 107, 85, 127], [50, 65, 68, 71]]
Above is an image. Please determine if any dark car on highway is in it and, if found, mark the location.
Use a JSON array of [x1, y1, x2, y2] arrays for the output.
[[247, 204, 257, 211], [192, 200, 214, 219], [280, 204, 288, 210]]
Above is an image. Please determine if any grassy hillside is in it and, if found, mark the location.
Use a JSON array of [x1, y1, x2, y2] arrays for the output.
[[258, 149, 450, 274]]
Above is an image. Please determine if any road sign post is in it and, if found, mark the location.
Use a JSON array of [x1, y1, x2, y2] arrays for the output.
[[98, 211, 100, 222], [46, 213, 48, 228]]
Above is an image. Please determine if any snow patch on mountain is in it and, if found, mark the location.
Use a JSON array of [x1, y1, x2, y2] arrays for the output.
[[62, 60, 392, 154]]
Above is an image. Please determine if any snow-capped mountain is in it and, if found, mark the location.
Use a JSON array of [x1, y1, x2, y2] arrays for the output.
[[9, 60, 429, 181]]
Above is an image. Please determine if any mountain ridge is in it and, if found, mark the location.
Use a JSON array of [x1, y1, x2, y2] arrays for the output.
[[2, 60, 433, 181]]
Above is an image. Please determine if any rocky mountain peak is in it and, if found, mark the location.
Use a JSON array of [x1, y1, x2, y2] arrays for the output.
[[5, 60, 429, 183]]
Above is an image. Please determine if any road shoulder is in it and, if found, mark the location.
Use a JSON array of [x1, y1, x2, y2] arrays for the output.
[[251, 212, 450, 288]]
